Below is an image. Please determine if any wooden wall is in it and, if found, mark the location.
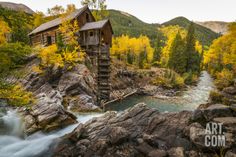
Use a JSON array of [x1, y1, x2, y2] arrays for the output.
[[30, 7, 95, 47], [101, 22, 113, 46], [30, 27, 58, 47]]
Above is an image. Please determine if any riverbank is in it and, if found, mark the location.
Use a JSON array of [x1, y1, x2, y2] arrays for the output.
[[53, 103, 236, 157], [105, 71, 215, 112]]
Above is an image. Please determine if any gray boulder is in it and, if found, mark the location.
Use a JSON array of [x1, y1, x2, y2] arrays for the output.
[[22, 90, 77, 134], [68, 94, 101, 112]]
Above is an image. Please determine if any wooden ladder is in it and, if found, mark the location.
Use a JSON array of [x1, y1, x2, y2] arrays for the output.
[[97, 45, 111, 105]]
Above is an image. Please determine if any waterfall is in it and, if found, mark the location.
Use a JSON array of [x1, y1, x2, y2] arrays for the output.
[[0, 110, 103, 157], [0, 110, 24, 137]]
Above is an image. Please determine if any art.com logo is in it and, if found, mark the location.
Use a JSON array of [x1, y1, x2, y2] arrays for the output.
[[205, 122, 226, 147]]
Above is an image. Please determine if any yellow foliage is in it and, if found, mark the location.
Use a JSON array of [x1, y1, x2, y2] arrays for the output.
[[195, 40, 203, 53], [33, 11, 46, 28], [32, 65, 43, 74], [111, 35, 154, 65], [62, 46, 85, 69], [38, 44, 64, 68], [0, 19, 11, 44], [0, 84, 34, 106], [38, 44, 84, 70], [215, 69, 234, 89], [59, 17, 80, 47], [204, 22, 236, 76]]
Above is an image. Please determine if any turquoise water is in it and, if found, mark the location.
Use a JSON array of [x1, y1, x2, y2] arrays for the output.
[[105, 95, 193, 112], [106, 71, 215, 112]]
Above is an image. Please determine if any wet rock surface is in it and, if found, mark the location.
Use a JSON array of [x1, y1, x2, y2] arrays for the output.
[[53, 103, 236, 157]]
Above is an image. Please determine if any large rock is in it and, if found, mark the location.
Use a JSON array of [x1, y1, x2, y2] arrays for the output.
[[68, 94, 101, 112], [225, 150, 236, 157], [192, 104, 236, 123], [58, 64, 96, 98], [189, 123, 206, 149], [22, 89, 77, 134], [223, 86, 236, 95], [167, 147, 185, 157], [148, 149, 167, 157]]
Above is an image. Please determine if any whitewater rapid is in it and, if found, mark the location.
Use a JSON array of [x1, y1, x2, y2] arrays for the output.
[[0, 110, 102, 157]]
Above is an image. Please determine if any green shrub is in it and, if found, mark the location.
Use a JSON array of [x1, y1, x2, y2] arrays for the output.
[[152, 61, 161, 67], [143, 63, 151, 69], [0, 43, 32, 75], [209, 90, 223, 104], [0, 82, 34, 107], [152, 69, 185, 89], [183, 72, 198, 85]]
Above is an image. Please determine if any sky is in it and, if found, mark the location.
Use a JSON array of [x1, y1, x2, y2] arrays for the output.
[[1, 0, 236, 23]]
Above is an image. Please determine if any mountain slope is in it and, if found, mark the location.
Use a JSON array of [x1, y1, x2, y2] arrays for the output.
[[162, 16, 220, 46], [196, 21, 229, 34], [107, 10, 160, 40], [0, 2, 34, 14]]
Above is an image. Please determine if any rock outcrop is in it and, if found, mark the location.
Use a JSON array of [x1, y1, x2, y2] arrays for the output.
[[20, 88, 77, 134], [15, 60, 99, 133], [53, 103, 236, 157]]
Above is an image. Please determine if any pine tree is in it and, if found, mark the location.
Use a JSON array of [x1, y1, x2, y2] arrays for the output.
[[152, 33, 163, 62], [127, 50, 134, 64], [168, 32, 186, 74], [138, 47, 148, 69], [185, 22, 201, 73]]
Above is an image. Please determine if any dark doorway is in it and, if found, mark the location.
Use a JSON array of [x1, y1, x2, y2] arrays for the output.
[[47, 36, 52, 45]]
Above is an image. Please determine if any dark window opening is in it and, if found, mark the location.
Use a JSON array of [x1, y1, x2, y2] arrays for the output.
[[47, 36, 52, 45], [86, 13, 90, 22], [89, 31, 94, 37]]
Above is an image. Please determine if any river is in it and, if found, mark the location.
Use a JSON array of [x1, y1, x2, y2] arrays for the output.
[[0, 111, 103, 157], [106, 71, 215, 112], [0, 71, 214, 157]]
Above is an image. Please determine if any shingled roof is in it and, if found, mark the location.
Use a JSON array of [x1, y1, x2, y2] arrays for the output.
[[80, 19, 113, 33], [29, 6, 88, 35]]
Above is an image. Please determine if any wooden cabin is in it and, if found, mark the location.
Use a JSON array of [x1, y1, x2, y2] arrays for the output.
[[29, 6, 113, 105], [29, 6, 95, 46], [79, 19, 113, 47]]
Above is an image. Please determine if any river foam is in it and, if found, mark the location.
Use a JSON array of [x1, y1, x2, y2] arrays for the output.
[[0, 110, 102, 157]]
